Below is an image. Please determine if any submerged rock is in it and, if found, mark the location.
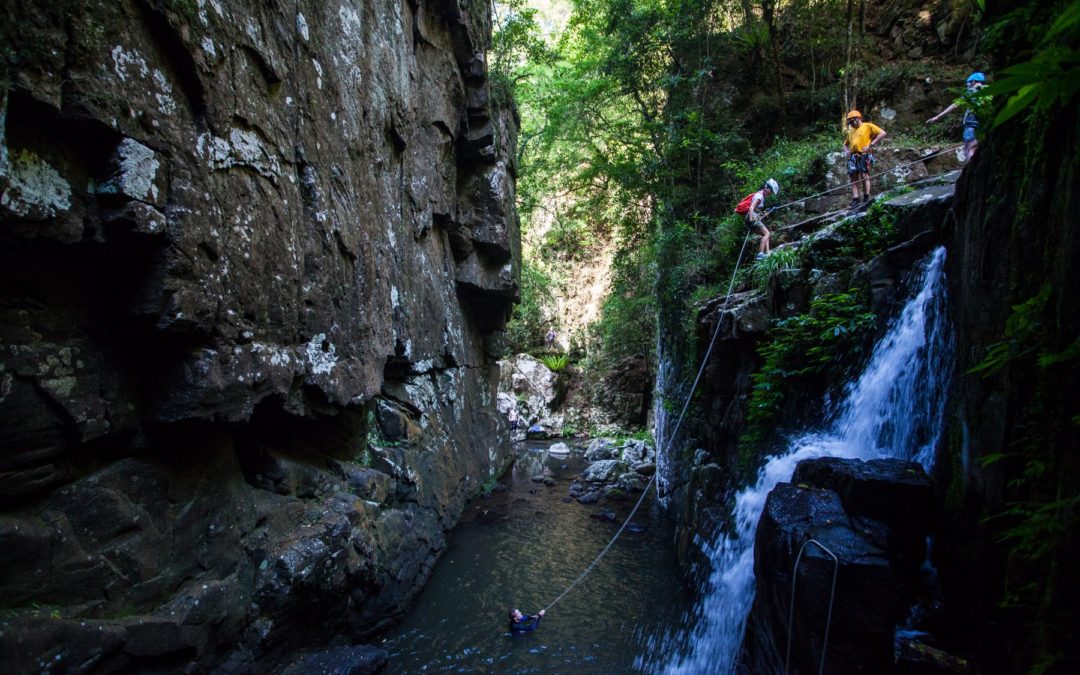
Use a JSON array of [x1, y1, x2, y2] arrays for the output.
[[281, 645, 387, 675]]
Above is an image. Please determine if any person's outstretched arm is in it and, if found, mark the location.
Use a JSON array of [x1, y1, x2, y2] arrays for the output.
[[927, 102, 960, 124]]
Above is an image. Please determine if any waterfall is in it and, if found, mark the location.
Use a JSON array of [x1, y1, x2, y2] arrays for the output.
[[642, 246, 953, 674]]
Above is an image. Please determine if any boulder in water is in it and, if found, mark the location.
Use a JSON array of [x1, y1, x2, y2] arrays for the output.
[[526, 423, 551, 439], [584, 438, 616, 462], [582, 459, 626, 483], [548, 442, 571, 456], [635, 463, 657, 476], [619, 439, 653, 467], [742, 457, 934, 675]]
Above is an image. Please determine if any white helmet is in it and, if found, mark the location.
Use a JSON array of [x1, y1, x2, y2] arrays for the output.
[[765, 178, 779, 195]]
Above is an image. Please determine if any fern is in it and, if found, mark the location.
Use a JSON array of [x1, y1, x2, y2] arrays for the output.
[[539, 353, 570, 371]]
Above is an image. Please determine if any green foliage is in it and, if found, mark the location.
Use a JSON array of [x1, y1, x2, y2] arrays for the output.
[[978, 0, 1080, 128], [740, 290, 876, 469], [966, 286, 1080, 637], [749, 246, 803, 291], [828, 200, 900, 261], [723, 133, 831, 205], [539, 353, 569, 371], [588, 238, 658, 370], [968, 284, 1051, 378], [505, 260, 557, 354]]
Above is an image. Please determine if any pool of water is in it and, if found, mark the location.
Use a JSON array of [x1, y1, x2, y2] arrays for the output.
[[379, 441, 691, 673]]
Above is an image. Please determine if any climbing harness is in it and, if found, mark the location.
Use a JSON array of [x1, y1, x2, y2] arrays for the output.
[[538, 143, 962, 614], [785, 539, 840, 675]]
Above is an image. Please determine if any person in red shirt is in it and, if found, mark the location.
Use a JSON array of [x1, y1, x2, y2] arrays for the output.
[[735, 178, 779, 260]]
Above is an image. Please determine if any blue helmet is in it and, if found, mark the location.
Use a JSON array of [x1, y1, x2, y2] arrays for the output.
[[967, 72, 986, 83]]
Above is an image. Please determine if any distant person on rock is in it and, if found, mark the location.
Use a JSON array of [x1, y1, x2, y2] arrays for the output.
[[508, 608, 545, 634], [843, 110, 887, 210], [926, 72, 987, 162], [735, 178, 779, 260], [508, 406, 519, 431], [545, 327, 557, 349]]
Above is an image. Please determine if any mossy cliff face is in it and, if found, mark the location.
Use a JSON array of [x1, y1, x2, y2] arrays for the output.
[[939, 57, 1080, 675], [0, 0, 517, 670]]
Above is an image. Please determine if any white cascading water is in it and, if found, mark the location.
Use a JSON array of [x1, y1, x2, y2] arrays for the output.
[[641, 246, 953, 674]]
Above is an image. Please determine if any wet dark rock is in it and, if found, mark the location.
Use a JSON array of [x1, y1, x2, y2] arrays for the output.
[[281, 644, 388, 675], [577, 492, 600, 505], [590, 509, 618, 522], [895, 637, 975, 674], [635, 463, 657, 476], [742, 458, 934, 675], [603, 487, 628, 501], [793, 457, 934, 567]]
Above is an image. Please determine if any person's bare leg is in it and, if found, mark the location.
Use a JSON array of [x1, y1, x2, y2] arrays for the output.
[[966, 140, 978, 161], [862, 173, 872, 200]]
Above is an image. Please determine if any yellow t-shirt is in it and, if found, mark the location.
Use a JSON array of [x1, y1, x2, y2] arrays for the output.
[[845, 122, 884, 153]]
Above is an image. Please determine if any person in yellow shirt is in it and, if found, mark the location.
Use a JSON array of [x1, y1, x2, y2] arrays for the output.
[[843, 110, 887, 209]]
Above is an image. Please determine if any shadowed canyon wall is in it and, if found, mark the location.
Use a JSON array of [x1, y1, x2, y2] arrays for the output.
[[0, 0, 518, 670]]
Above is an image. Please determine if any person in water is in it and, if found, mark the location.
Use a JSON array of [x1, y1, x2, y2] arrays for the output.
[[508, 608, 545, 633]]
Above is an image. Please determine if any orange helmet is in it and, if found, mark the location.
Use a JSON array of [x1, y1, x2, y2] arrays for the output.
[[846, 110, 862, 121]]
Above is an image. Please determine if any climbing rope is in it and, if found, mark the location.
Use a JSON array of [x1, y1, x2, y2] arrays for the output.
[[538, 143, 963, 614], [761, 144, 963, 216], [785, 539, 840, 675], [542, 230, 756, 614]]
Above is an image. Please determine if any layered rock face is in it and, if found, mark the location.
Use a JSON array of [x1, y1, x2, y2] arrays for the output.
[[0, 0, 517, 670]]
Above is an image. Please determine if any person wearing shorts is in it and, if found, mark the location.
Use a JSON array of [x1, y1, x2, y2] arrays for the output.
[[927, 72, 987, 162], [843, 110, 886, 209]]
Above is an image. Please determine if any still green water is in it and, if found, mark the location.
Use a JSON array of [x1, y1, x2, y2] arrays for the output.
[[380, 441, 691, 673]]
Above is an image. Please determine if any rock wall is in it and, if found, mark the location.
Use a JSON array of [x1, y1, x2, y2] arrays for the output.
[[938, 22, 1080, 670], [0, 0, 518, 670]]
